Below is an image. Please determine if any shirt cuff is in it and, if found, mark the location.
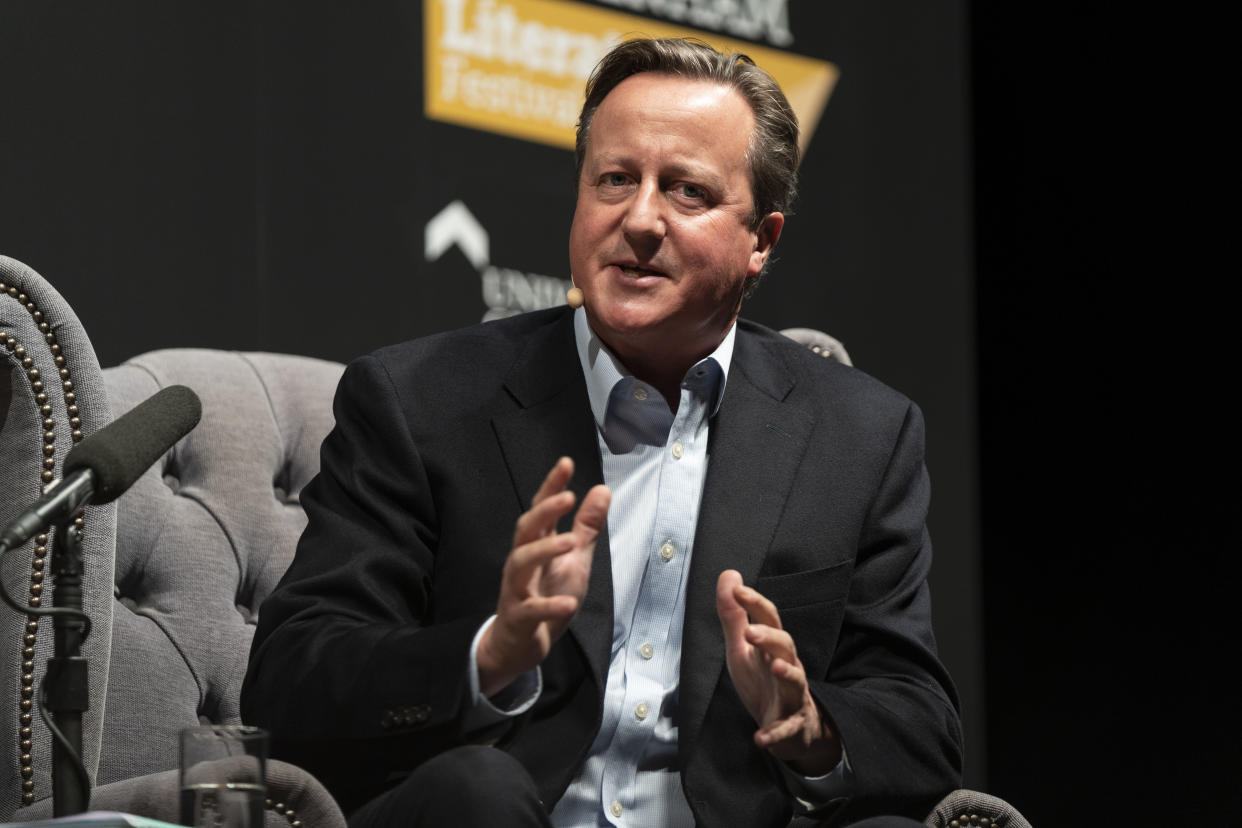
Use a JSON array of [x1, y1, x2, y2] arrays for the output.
[[782, 743, 854, 811], [462, 615, 541, 733]]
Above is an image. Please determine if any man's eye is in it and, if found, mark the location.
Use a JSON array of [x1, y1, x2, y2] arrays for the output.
[[676, 183, 707, 201], [601, 173, 629, 187]]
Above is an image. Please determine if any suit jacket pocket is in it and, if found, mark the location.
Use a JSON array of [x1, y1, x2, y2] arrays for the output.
[[754, 559, 851, 609], [755, 561, 851, 675]]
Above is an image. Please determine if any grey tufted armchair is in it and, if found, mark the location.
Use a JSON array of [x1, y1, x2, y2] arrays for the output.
[[1, 255, 346, 826]]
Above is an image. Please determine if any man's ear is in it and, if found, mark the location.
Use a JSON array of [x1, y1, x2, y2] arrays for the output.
[[748, 212, 785, 276]]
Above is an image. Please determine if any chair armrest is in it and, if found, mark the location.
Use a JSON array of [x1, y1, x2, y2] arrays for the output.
[[15, 760, 346, 828], [924, 788, 1033, 828]]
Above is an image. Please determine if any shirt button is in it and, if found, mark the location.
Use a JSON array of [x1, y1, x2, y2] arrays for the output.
[[671, 441, 684, 459], [633, 387, 648, 401], [635, 702, 649, 721], [659, 542, 675, 561], [611, 801, 623, 817], [640, 643, 654, 659]]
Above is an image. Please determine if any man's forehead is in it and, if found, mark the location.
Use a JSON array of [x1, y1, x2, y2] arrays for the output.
[[588, 73, 753, 147], [600, 71, 740, 108]]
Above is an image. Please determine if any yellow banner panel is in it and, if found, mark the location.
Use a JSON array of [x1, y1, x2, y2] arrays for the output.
[[425, 0, 839, 154]]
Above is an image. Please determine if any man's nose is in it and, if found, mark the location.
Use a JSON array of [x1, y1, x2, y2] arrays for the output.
[[621, 181, 666, 245]]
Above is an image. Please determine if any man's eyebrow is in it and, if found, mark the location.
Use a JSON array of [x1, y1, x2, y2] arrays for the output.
[[587, 151, 635, 170], [660, 164, 729, 196], [662, 162, 721, 183], [594, 154, 723, 185]]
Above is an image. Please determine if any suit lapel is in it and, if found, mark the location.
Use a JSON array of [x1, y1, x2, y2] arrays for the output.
[[680, 329, 816, 755], [490, 310, 614, 689]]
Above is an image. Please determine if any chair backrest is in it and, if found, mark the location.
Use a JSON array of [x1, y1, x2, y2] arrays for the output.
[[1, 256, 117, 818], [3, 254, 345, 814], [779, 327, 854, 366], [99, 348, 343, 784]]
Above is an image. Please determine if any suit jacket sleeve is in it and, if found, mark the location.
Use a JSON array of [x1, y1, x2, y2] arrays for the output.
[[241, 353, 496, 812], [806, 399, 963, 821]]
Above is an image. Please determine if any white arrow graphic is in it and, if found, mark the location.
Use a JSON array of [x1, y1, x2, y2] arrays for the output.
[[424, 200, 490, 271]]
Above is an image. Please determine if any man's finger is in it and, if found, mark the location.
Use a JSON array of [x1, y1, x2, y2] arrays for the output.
[[768, 657, 809, 709], [755, 712, 806, 748], [507, 594, 580, 624], [506, 533, 577, 585], [531, 456, 574, 508], [716, 570, 750, 653], [572, 484, 611, 540], [733, 583, 784, 630], [745, 624, 799, 668], [513, 489, 576, 546]]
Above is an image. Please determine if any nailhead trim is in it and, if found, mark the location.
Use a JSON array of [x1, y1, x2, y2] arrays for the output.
[[3, 279, 88, 806], [7, 280, 311, 822], [266, 796, 303, 827]]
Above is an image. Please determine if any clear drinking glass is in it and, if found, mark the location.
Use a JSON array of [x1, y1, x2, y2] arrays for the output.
[[179, 725, 268, 828]]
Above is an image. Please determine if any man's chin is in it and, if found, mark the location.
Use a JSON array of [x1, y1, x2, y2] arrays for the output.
[[586, 300, 671, 337]]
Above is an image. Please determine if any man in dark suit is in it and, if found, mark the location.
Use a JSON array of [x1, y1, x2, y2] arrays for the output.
[[242, 37, 962, 827]]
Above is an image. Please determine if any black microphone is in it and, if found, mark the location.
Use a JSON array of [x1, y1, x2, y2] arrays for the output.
[[0, 384, 202, 549]]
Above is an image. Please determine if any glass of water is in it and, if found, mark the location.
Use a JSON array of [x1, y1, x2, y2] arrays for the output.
[[179, 725, 268, 828]]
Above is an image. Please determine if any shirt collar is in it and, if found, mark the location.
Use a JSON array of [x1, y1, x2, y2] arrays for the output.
[[573, 306, 734, 429]]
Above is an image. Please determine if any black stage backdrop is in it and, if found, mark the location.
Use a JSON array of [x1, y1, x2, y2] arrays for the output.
[[971, 4, 1236, 826], [4, 0, 981, 808]]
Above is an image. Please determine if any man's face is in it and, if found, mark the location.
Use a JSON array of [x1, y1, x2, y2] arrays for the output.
[[568, 72, 783, 370]]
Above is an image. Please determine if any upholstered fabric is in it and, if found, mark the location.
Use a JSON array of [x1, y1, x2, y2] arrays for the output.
[[20, 758, 342, 828], [924, 788, 1034, 828], [779, 326, 854, 366], [1, 255, 117, 818], [99, 349, 343, 784]]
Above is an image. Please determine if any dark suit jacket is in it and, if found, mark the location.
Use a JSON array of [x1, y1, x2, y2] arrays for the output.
[[241, 307, 963, 826]]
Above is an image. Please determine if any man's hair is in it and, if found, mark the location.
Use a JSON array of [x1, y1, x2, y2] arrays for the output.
[[574, 37, 800, 291]]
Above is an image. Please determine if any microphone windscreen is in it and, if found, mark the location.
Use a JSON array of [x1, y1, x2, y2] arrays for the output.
[[63, 384, 203, 504]]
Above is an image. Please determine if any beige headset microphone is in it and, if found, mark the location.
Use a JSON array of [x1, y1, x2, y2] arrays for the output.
[[566, 274, 584, 309]]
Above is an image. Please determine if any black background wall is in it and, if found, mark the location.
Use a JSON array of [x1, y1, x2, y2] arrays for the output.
[[971, 4, 1235, 825], [2, 0, 1232, 824]]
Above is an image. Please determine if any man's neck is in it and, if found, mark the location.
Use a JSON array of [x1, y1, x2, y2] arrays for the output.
[[600, 334, 733, 413], [574, 307, 738, 417]]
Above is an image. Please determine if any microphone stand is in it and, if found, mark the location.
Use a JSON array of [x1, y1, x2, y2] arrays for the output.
[[2, 384, 201, 815], [46, 515, 91, 816]]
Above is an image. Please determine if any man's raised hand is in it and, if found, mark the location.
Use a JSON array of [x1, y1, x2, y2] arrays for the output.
[[716, 569, 843, 776], [477, 457, 610, 696]]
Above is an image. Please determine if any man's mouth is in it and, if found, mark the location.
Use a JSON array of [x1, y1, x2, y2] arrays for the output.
[[616, 264, 666, 279]]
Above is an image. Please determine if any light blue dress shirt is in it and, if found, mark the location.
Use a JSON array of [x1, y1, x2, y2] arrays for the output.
[[546, 308, 733, 827]]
